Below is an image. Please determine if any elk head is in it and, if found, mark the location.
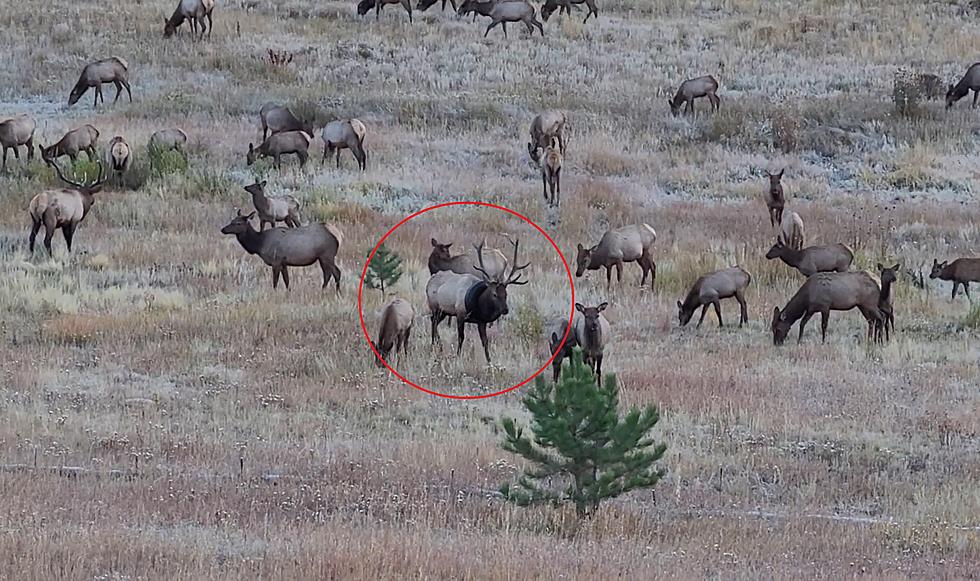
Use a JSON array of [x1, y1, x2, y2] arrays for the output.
[[767, 169, 784, 189], [221, 209, 256, 235], [945, 84, 957, 110], [677, 300, 694, 327], [473, 238, 529, 320], [877, 263, 901, 286], [430, 238, 453, 260], [765, 239, 788, 260], [576, 302, 608, 335], [929, 259, 947, 279], [771, 306, 792, 345], [246, 143, 259, 166], [574, 243, 596, 277], [244, 180, 268, 197]]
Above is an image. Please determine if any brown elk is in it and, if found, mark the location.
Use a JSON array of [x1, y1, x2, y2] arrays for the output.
[[573, 302, 610, 379], [221, 210, 342, 290], [668, 75, 720, 116], [779, 211, 805, 251], [479, 1, 544, 38], [540, 0, 598, 23], [575, 224, 657, 289], [68, 57, 132, 108], [765, 169, 785, 228], [148, 128, 188, 158], [765, 240, 853, 277], [428, 238, 508, 280], [0, 115, 36, 172], [541, 137, 562, 207], [876, 262, 899, 341], [677, 266, 751, 328], [426, 239, 529, 363], [527, 110, 566, 164], [39, 125, 100, 164], [29, 161, 108, 256], [321, 119, 367, 170], [244, 180, 301, 230], [548, 320, 576, 382], [247, 131, 313, 169], [163, 0, 215, 39], [105, 136, 132, 177], [357, 0, 413, 23], [930, 258, 980, 300], [771, 271, 885, 345], [371, 298, 415, 367], [946, 63, 980, 110], [259, 103, 315, 141]]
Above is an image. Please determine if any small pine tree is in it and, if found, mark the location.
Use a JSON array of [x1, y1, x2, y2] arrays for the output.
[[499, 349, 667, 517], [365, 243, 403, 297]]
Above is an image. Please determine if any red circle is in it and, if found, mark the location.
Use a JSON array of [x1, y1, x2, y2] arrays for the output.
[[357, 201, 575, 399]]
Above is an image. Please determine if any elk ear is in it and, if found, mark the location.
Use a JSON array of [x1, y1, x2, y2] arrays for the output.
[[246, 211, 256, 219], [248, 143, 254, 153], [551, 332, 559, 344], [597, 302, 608, 312], [576, 243, 584, 252], [259, 180, 267, 187], [235, 207, 242, 216], [575, 303, 585, 313], [876, 262, 884, 271], [772, 306, 781, 320], [892, 263, 901, 271], [677, 300, 683, 309], [431, 238, 438, 247], [777, 169, 784, 178]]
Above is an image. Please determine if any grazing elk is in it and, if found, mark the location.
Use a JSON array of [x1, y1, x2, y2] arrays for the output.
[[148, 128, 188, 158], [541, 0, 598, 23], [428, 238, 508, 280], [677, 266, 751, 329], [68, 57, 132, 108], [105, 136, 132, 177], [39, 125, 100, 164], [573, 302, 610, 379], [371, 298, 415, 367], [930, 258, 980, 300], [779, 211, 805, 251], [221, 210, 342, 291], [29, 161, 108, 256], [576, 224, 657, 290], [259, 103, 315, 141], [945, 63, 980, 110], [771, 271, 885, 345], [426, 239, 529, 363], [877, 262, 899, 341], [548, 320, 576, 382], [765, 240, 853, 277], [527, 110, 566, 164], [247, 131, 313, 169], [418, 0, 457, 12], [541, 137, 562, 207], [321, 119, 367, 170], [0, 115, 36, 171], [765, 169, 785, 228], [163, 0, 215, 39], [357, 0, 414, 23], [244, 180, 301, 230], [480, 1, 544, 38], [668, 75, 720, 116]]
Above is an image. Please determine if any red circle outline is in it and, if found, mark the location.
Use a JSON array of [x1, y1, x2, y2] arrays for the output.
[[357, 201, 575, 399]]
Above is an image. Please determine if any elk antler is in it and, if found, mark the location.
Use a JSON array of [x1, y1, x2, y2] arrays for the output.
[[50, 160, 106, 191], [472, 239, 494, 282], [504, 238, 530, 286]]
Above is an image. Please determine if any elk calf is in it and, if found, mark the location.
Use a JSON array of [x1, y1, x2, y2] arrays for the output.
[[668, 75, 720, 116], [247, 131, 313, 169], [527, 110, 566, 164], [68, 57, 132, 108], [244, 180, 301, 230], [40, 125, 100, 164], [29, 162, 108, 256], [573, 302, 610, 379], [677, 266, 751, 329], [779, 211, 805, 251], [105, 136, 132, 176], [876, 263, 899, 341], [765, 169, 785, 228], [321, 119, 366, 171], [930, 258, 980, 300], [548, 320, 577, 382], [765, 240, 853, 277], [946, 63, 980, 110], [576, 224, 657, 289], [771, 271, 885, 345], [541, 137, 562, 207], [371, 298, 415, 367], [0, 116, 36, 172]]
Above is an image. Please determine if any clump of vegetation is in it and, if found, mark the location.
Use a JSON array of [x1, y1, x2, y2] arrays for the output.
[[499, 349, 667, 517], [365, 243, 403, 297], [148, 148, 188, 177], [771, 106, 801, 152], [893, 67, 923, 118]]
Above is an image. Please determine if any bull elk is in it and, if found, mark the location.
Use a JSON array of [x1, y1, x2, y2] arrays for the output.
[[677, 266, 751, 328], [527, 110, 566, 164], [765, 169, 785, 228], [68, 57, 132, 108], [945, 63, 980, 110], [771, 271, 885, 345], [930, 258, 980, 300], [371, 298, 415, 367], [321, 119, 367, 170], [29, 161, 108, 256], [575, 224, 657, 290], [0, 115, 36, 172], [247, 131, 313, 169], [244, 180, 301, 230], [668, 75, 720, 116], [164, 0, 215, 39], [39, 125, 100, 164], [765, 240, 853, 277]]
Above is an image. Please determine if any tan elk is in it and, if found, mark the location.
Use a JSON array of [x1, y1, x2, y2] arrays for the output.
[[105, 136, 132, 177], [29, 161, 108, 256], [371, 298, 415, 367], [765, 169, 785, 228], [39, 125, 100, 164], [221, 210, 342, 291], [677, 266, 751, 329], [779, 211, 805, 250], [244, 180, 301, 230], [426, 239, 529, 363], [0, 115, 36, 172], [876, 262, 899, 341], [575, 224, 657, 289], [259, 103, 315, 141], [771, 271, 885, 345], [357, 0, 413, 23], [945, 63, 980, 110], [930, 258, 980, 300], [668, 75, 720, 116], [321, 119, 366, 170], [247, 131, 313, 169], [541, 136, 562, 207], [573, 302, 610, 379], [428, 238, 508, 280], [164, 0, 215, 39], [541, 0, 598, 23], [765, 240, 853, 277], [480, 1, 544, 39], [68, 57, 132, 108], [527, 110, 566, 163], [148, 128, 188, 158]]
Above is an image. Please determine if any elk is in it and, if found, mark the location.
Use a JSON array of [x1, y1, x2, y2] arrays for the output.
[[68, 57, 132, 108], [356, 0, 413, 23], [163, 0, 215, 39], [426, 239, 529, 363], [575, 224, 657, 290], [244, 180, 301, 230], [371, 298, 415, 367], [876, 262, 899, 341], [0, 115, 35, 172], [541, 0, 598, 23], [29, 161, 108, 256], [771, 271, 885, 345], [527, 110, 566, 164], [945, 63, 980, 110], [321, 119, 367, 170], [548, 320, 576, 382], [779, 211, 805, 251], [39, 125, 100, 164], [668, 75, 720, 116], [573, 302, 610, 379], [930, 258, 980, 300], [220, 210, 342, 291], [104, 136, 132, 177], [148, 128, 188, 160], [677, 266, 751, 329], [541, 136, 562, 207], [765, 240, 853, 277], [765, 169, 785, 228], [259, 103, 315, 141], [480, 1, 544, 38], [418, 0, 457, 11], [456, 0, 502, 23], [247, 131, 313, 169], [428, 238, 508, 280]]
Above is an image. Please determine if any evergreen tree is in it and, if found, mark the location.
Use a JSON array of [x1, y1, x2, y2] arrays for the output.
[[365, 243, 403, 297], [499, 349, 667, 517]]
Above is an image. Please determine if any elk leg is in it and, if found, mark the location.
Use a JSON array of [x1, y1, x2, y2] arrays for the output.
[[605, 265, 612, 289], [696, 304, 710, 328], [1, 147, 6, 172], [86, 148, 96, 163], [281, 266, 290, 289], [376, 2, 381, 19], [455, 317, 466, 355], [819, 309, 830, 343], [616, 261, 623, 283], [735, 291, 748, 326], [797, 310, 815, 344], [207, 13, 213, 39], [29, 220, 41, 252], [335, 147, 341, 169], [951, 282, 959, 300], [964, 282, 971, 299], [331, 264, 341, 293], [62, 223, 75, 253], [298, 149, 309, 168], [402, 0, 413, 22], [502, 21, 508, 38], [973, 90, 979, 108], [124, 79, 133, 102], [319, 258, 331, 288], [272, 267, 281, 289], [595, 354, 602, 381], [484, 21, 498, 37], [542, 171, 549, 201], [555, 167, 561, 206], [26, 137, 34, 161], [93, 85, 100, 108], [713, 300, 724, 327], [112, 81, 123, 103], [478, 323, 491, 363], [430, 312, 443, 345]]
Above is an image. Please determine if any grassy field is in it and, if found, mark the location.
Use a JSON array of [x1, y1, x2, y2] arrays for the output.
[[1, 0, 979, 577]]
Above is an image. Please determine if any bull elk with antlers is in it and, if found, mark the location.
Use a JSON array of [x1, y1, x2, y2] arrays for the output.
[[29, 161, 108, 256]]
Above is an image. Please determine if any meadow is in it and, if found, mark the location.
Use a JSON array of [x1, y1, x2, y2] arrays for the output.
[[0, 0, 978, 577]]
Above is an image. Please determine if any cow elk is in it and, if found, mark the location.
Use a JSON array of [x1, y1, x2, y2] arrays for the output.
[[576, 224, 657, 290], [457, 0, 499, 23], [247, 131, 313, 169], [541, 136, 562, 207], [371, 298, 415, 367], [766, 169, 785, 228], [779, 211, 805, 251], [771, 271, 885, 345], [930, 258, 980, 300], [677, 266, 751, 329], [876, 262, 899, 341], [29, 161, 108, 256], [765, 240, 853, 277], [573, 302, 610, 379], [68, 57, 132, 108], [105, 136, 132, 177], [668, 75, 720, 116], [221, 210, 342, 291], [259, 103, 315, 141], [428, 238, 508, 280], [527, 110, 566, 164], [40, 125, 100, 164], [148, 128, 188, 158], [541, 0, 598, 23], [321, 119, 367, 170], [945, 62, 980, 110], [479, 1, 544, 39], [244, 180, 301, 230], [0, 115, 35, 172], [164, 0, 215, 39], [357, 0, 413, 23]]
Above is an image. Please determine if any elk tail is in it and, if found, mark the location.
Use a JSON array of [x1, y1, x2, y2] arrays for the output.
[[112, 56, 129, 70], [641, 223, 657, 243], [324, 223, 344, 247]]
